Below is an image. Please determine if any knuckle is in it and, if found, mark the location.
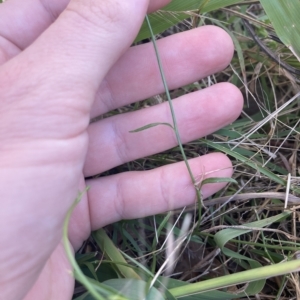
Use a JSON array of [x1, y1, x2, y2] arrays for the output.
[[66, 0, 128, 30]]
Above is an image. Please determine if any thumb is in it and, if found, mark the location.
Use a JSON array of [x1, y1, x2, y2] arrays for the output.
[[41, 0, 149, 87], [1, 0, 150, 138]]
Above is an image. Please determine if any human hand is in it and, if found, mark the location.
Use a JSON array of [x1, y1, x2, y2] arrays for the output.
[[0, 0, 243, 299]]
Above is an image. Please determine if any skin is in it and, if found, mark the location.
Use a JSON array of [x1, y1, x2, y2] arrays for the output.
[[0, 0, 243, 299]]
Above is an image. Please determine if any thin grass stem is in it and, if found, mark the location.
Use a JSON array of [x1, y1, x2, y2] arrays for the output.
[[145, 15, 203, 219]]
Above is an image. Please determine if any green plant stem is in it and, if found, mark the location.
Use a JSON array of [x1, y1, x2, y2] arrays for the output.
[[145, 15, 203, 219], [169, 259, 300, 297], [63, 190, 106, 300]]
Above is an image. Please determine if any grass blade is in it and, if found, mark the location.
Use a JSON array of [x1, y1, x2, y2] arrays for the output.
[[260, 0, 300, 61], [169, 259, 300, 297], [92, 229, 141, 280]]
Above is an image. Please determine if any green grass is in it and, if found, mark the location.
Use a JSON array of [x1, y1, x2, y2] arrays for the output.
[[69, 1, 300, 299]]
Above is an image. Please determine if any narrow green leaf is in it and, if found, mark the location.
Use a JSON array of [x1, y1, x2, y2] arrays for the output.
[[82, 262, 99, 281], [76, 252, 98, 265], [136, 0, 243, 42], [92, 229, 141, 280], [260, 0, 300, 61], [201, 177, 238, 185], [214, 211, 291, 251], [129, 122, 173, 133], [213, 211, 290, 268]]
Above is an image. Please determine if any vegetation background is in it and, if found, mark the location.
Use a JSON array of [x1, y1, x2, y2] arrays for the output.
[[73, 1, 300, 299]]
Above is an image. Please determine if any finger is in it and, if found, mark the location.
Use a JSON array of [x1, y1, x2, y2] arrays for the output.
[[148, 0, 171, 12], [90, 26, 234, 117], [84, 83, 243, 176], [87, 153, 233, 229], [0, 0, 67, 63], [0, 0, 170, 63], [1, 0, 152, 141]]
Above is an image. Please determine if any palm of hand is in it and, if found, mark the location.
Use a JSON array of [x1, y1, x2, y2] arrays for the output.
[[0, 1, 243, 299]]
